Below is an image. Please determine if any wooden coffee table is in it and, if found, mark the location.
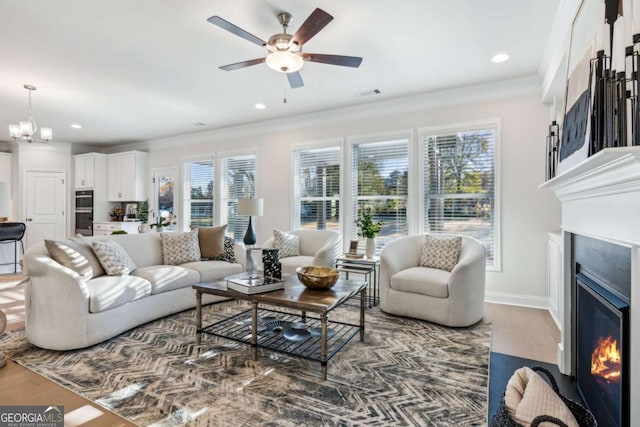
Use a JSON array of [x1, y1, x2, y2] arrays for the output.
[[193, 277, 366, 380]]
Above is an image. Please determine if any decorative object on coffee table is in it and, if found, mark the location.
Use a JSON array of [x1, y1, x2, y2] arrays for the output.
[[296, 266, 339, 290], [262, 248, 281, 279]]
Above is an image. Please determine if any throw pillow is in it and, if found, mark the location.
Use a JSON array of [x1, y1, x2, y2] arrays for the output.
[[45, 239, 104, 280], [160, 229, 201, 265], [192, 224, 227, 259], [420, 235, 462, 272], [92, 240, 137, 276], [273, 229, 300, 258], [72, 235, 106, 277], [212, 236, 236, 263]]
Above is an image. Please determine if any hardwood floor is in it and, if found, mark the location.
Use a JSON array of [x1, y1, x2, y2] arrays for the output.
[[0, 274, 560, 426]]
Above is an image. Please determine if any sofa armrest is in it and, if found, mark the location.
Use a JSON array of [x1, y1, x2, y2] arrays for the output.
[[312, 235, 342, 267], [24, 251, 92, 348]]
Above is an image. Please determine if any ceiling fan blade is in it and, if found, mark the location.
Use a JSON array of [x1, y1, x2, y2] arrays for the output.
[[207, 16, 266, 47], [292, 8, 333, 46], [302, 53, 362, 68], [219, 58, 266, 71], [287, 72, 304, 89]]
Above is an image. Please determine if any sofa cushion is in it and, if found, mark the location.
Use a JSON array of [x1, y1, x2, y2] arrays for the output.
[[274, 229, 300, 258], [160, 230, 201, 265], [193, 224, 227, 259], [420, 235, 462, 272], [86, 275, 152, 313], [390, 266, 449, 298], [280, 255, 314, 276], [132, 265, 200, 294], [181, 260, 243, 282], [45, 238, 104, 280], [92, 240, 137, 276]]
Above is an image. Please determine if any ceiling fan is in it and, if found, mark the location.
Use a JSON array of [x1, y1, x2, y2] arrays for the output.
[[207, 8, 363, 89]]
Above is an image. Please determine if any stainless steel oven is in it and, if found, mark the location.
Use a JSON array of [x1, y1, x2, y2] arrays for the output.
[[75, 190, 94, 236]]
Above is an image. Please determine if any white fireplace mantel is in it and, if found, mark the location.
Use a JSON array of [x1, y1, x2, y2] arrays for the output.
[[540, 146, 640, 426]]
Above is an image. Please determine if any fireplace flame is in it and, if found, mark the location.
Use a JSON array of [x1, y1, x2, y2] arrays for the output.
[[591, 336, 621, 382]]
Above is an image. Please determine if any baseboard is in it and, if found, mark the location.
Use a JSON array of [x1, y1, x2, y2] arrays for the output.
[[485, 291, 550, 310]]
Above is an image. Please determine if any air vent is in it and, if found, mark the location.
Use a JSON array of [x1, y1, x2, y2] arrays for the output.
[[355, 89, 381, 98]]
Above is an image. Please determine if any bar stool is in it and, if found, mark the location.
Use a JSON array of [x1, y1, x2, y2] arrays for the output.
[[0, 222, 26, 273]]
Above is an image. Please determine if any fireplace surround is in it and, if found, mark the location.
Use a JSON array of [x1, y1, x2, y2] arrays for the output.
[[540, 146, 640, 426], [573, 234, 630, 426]]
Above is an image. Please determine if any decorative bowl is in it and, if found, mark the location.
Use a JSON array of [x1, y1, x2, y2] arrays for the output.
[[296, 266, 340, 290]]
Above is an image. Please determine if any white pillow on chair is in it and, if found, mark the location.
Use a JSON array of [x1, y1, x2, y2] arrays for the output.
[[273, 229, 300, 258]]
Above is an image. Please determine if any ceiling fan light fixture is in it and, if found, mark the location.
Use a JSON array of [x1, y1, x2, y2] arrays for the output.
[[266, 51, 303, 73]]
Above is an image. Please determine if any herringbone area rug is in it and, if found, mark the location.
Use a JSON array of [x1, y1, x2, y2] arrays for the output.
[[2, 300, 490, 426]]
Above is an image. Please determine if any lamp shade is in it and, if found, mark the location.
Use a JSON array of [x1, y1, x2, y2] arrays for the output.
[[0, 182, 11, 218], [238, 198, 264, 216]]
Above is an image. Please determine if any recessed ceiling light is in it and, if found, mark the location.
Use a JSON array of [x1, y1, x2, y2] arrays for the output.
[[255, 103, 266, 110], [70, 124, 82, 129], [491, 53, 510, 63]]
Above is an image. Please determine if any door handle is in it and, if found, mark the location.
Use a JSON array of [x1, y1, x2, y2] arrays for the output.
[[25, 218, 32, 222]]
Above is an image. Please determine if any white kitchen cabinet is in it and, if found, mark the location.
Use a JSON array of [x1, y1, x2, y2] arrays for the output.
[[74, 153, 107, 189], [107, 151, 148, 201], [93, 221, 141, 236]]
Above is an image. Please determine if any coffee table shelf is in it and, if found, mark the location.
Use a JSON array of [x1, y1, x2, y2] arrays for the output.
[[200, 307, 361, 363]]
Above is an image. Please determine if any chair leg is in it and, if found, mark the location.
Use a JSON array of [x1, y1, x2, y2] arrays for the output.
[[18, 240, 24, 273]]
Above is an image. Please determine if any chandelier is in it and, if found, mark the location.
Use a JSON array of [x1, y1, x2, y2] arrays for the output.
[[9, 84, 53, 143]]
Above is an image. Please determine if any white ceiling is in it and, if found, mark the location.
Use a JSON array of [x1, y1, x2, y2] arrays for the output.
[[0, 0, 559, 146]]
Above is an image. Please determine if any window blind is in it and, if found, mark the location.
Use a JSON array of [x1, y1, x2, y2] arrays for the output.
[[352, 139, 409, 253], [184, 159, 214, 228], [423, 128, 496, 267], [292, 145, 341, 231], [220, 154, 256, 241]]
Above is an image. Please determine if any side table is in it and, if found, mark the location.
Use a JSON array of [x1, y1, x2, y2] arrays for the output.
[[335, 256, 380, 308]]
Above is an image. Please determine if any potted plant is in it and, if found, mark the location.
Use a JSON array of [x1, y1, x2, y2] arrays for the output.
[[355, 206, 383, 257]]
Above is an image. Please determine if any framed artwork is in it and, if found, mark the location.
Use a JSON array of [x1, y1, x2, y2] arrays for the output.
[[349, 240, 359, 253], [125, 203, 138, 218], [557, 0, 600, 175]]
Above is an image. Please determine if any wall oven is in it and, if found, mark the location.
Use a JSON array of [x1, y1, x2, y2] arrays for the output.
[[75, 190, 94, 236]]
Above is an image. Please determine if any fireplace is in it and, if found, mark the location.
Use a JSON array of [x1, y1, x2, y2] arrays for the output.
[[573, 235, 630, 426]]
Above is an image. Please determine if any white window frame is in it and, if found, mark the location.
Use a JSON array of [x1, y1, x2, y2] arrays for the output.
[[418, 119, 502, 271], [218, 149, 258, 240], [346, 130, 415, 253], [182, 154, 215, 230], [290, 139, 344, 233]]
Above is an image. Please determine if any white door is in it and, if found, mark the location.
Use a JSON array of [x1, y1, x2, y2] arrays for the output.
[[152, 167, 178, 231], [25, 171, 66, 249]]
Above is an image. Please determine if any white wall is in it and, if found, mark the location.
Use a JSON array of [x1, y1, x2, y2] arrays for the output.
[[138, 85, 561, 305]]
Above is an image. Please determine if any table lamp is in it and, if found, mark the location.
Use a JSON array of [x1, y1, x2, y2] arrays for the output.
[[238, 198, 263, 246]]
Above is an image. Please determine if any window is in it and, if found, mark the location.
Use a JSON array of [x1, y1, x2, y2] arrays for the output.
[[220, 153, 256, 240], [351, 138, 409, 252], [422, 126, 498, 268], [292, 144, 341, 231], [183, 158, 214, 229]]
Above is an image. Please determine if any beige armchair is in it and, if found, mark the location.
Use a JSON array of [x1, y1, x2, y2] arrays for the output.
[[380, 234, 486, 327], [261, 230, 342, 276]]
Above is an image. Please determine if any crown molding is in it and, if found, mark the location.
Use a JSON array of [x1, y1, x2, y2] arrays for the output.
[[106, 74, 542, 154]]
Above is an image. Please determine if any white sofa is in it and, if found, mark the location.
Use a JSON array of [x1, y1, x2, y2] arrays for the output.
[[260, 230, 342, 276], [380, 234, 486, 327], [23, 233, 245, 350]]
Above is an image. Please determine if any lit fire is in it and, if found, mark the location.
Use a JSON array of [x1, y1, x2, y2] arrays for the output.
[[591, 336, 621, 382]]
